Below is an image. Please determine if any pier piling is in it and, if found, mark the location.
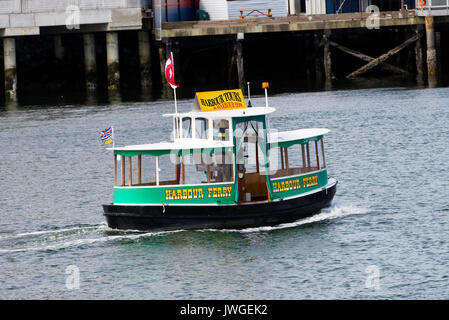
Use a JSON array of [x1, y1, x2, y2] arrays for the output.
[[83, 33, 97, 92], [235, 38, 246, 93], [159, 40, 173, 99], [138, 31, 152, 91], [425, 16, 438, 87], [414, 26, 424, 83], [54, 35, 65, 60], [3, 37, 17, 102], [323, 30, 333, 81], [106, 32, 120, 91]]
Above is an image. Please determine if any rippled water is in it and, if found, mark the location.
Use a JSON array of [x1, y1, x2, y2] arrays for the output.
[[1, 87, 449, 299]]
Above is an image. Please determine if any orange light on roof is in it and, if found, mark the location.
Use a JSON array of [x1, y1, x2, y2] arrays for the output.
[[262, 82, 269, 89]]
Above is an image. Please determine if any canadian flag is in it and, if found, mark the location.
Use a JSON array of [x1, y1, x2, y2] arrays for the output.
[[165, 52, 179, 89]]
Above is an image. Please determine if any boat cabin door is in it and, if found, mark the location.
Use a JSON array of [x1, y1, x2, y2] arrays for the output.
[[234, 117, 269, 203]]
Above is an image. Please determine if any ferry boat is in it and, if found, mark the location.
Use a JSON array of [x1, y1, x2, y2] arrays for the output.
[[103, 88, 337, 231]]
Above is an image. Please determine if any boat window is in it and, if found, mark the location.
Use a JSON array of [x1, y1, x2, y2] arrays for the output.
[[182, 117, 192, 139], [116, 154, 157, 187], [179, 150, 234, 185], [213, 119, 229, 141], [195, 118, 208, 139], [269, 138, 325, 179]]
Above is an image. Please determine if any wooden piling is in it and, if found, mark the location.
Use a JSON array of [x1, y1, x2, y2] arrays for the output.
[[323, 30, 333, 81], [235, 39, 246, 93], [415, 26, 424, 83], [159, 40, 173, 99], [138, 31, 152, 91], [425, 16, 437, 87], [3, 37, 17, 102], [314, 33, 323, 88]]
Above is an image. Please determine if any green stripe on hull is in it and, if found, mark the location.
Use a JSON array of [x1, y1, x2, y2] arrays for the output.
[[269, 170, 328, 200], [114, 183, 235, 205]]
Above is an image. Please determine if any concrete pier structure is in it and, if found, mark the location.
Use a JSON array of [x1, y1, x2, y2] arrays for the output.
[[106, 32, 120, 91], [83, 33, 97, 91], [138, 31, 152, 90], [3, 37, 17, 101]]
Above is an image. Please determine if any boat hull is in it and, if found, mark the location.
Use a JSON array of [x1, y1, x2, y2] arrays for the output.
[[103, 179, 337, 232]]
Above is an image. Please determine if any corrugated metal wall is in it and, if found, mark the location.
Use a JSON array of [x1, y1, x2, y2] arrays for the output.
[[227, 0, 288, 20], [305, 0, 326, 14], [199, 0, 229, 20]]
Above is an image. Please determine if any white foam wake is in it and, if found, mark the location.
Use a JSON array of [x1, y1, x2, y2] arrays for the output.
[[0, 226, 184, 254], [204, 203, 369, 234], [0, 224, 108, 240]]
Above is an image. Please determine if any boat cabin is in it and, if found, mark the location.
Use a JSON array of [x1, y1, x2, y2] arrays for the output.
[[110, 89, 329, 206]]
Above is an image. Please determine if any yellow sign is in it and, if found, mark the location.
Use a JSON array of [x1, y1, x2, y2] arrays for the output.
[[196, 89, 247, 112]]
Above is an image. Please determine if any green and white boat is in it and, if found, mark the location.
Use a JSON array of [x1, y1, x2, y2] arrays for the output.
[[103, 88, 337, 231]]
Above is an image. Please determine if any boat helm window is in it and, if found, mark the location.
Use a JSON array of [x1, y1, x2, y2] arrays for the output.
[[195, 117, 209, 139], [213, 119, 229, 141], [182, 117, 192, 139]]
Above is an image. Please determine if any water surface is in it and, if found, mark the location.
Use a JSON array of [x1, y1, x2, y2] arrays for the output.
[[1, 87, 448, 299]]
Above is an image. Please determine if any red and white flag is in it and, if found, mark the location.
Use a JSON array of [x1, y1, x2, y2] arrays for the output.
[[165, 53, 179, 89]]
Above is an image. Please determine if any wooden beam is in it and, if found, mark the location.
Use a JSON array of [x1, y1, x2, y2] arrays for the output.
[[329, 41, 411, 76], [323, 30, 333, 80], [121, 156, 125, 186], [321, 139, 326, 168], [347, 32, 422, 79], [181, 157, 186, 184], [128, 157, 132, 187], [114, 155, 117, 186], [137, 155, 141, 185], [255, 142, 259, 173], [306, 143, 311, 168], [301, 144, 306, 168], [280, 147, 285, 170]]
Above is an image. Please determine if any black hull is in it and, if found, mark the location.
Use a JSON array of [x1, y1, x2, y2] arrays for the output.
[[103, 180, 337, 232]]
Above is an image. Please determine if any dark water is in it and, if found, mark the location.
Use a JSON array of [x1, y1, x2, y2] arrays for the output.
[[1, 86, 449, 299]]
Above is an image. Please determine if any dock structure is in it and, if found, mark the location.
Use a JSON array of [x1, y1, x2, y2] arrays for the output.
[[0, 0, 144, 101], [158, 8, 449, 93], [2, 1, 449, 102]]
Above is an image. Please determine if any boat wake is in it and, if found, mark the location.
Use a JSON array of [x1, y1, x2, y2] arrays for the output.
[[204, 202, 369, 234], [0, 203, 368, 253], [0, 222, 188, 254]]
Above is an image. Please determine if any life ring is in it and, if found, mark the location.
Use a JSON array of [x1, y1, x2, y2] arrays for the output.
[[419, 0, 426, 7]]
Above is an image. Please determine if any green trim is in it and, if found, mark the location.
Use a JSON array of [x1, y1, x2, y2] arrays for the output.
[[114, 183, 236, 205], [269, 169, 328, 200], [269, 135, 323, 149], [114, 147, 234, 157], [232, 115, 271, 203]]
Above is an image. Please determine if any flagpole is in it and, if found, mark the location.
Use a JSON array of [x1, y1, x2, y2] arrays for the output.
[[112, 126, 115, 149], [171, 52, 178, 115], [173, 87, 178, 114]]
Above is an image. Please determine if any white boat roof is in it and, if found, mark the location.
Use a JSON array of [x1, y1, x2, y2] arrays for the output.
[[163, 106, 276, 119], [109, 139, 234, 152], [269, 128, 330, 144]]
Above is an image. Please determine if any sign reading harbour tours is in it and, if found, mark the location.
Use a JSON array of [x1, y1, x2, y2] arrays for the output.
[[195, 89, 247, 112]]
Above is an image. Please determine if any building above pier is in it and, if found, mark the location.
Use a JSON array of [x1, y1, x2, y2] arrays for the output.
[[0, 0, 142, 37]]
